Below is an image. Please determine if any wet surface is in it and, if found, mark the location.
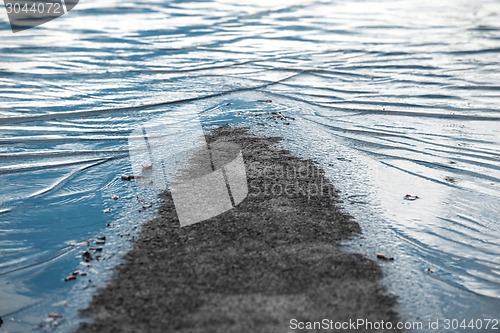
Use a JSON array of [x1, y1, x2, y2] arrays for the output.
[[0, 0, 499, 331]]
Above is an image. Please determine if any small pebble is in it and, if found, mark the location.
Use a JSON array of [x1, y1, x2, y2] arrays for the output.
[[95, 236, 106, 245], [121, 175, 143, 181], [82, 251, 93, 262], [376, 253, 394, 261], [141, 162, 152, 171], [70, 240, 89, 247], [47, 314, 63, 320]]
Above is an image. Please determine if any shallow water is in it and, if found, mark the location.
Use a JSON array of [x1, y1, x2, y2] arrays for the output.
[[1, 0, 499, 331]]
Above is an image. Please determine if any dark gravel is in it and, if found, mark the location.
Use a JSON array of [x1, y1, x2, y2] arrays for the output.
[[79, 125, 400, 333]]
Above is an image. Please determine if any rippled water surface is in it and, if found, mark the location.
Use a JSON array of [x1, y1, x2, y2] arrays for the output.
[[1, 0, 499, 331]]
